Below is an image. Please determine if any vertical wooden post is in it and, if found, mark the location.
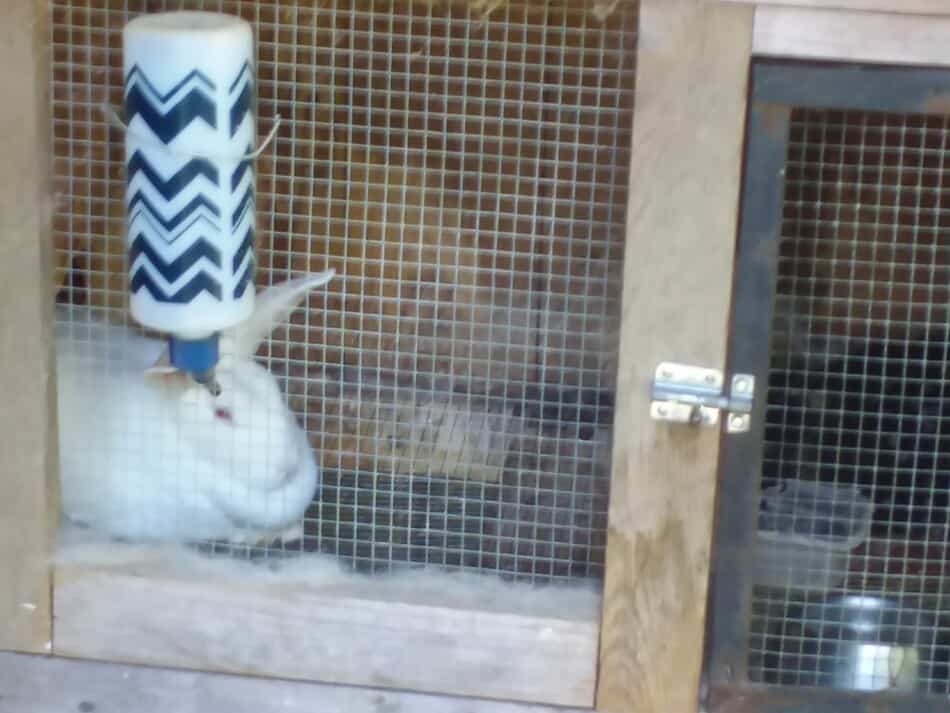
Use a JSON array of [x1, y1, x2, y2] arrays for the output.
[[0, 0, 57, 653], [596, 1, 753, 711]]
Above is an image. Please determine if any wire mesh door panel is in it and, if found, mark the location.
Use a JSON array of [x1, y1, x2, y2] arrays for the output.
[[705, 61, 950, 710], [50, 1, 636, 582]]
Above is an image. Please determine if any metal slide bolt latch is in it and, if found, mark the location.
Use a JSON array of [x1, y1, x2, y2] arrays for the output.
[[649, 362, 755, 434]]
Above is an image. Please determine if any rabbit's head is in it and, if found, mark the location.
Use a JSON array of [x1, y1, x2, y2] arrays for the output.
[[143, 270, 335, 487]]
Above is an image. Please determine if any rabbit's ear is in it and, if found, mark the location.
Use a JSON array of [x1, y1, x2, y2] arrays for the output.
[[227, 269, 336, 357]]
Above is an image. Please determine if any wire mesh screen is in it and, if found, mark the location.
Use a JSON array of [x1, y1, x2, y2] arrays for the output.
[[50, 1, 635, 582], [748, 108, 950, 692]]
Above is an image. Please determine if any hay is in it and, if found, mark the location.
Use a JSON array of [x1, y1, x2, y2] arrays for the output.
[[55, 523, 602, 619]]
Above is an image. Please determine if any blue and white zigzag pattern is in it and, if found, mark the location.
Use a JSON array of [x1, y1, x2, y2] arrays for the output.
[[125, 65, 217, 143], [124, 62, 255, 304], [231, 145, 255, 299], [228, 60, 256, 299]]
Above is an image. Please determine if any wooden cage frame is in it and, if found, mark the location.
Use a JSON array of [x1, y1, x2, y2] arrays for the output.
[[3, 1, 950, 712]]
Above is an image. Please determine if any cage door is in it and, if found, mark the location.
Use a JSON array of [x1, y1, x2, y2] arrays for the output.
[[705, 60, 950, 710]]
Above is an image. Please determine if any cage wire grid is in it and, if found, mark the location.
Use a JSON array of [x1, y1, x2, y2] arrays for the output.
[[49, 0, 636, 582], [748, 107, 950, 693]]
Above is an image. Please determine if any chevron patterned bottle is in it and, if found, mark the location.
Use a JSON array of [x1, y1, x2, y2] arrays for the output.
[[122, 11, 256, 388]]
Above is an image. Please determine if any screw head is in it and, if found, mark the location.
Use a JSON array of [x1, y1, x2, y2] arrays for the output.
[[728, 413, 749, 432], [734, 378, 749, 394], [704, 373, 717, 384], [656, 405, 668, 417]]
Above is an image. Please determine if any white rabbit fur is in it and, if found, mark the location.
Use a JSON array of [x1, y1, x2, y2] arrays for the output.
[[55, 271, 335, 545]]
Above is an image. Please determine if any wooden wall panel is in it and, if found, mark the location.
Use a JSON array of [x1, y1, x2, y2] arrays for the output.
[[0, 0, 57, 654], [722, 0, 950, 15]]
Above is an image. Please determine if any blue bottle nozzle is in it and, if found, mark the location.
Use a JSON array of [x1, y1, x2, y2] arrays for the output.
[[168, 333, 221, 395]]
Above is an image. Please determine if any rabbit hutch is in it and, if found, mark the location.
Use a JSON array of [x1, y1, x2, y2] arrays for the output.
[[7, 0, 950, 712]]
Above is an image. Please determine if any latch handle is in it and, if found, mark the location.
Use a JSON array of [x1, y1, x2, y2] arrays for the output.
[[650, 362, 754, 433]]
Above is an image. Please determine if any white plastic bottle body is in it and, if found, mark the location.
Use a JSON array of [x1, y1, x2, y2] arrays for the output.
[[123, 11, 256, 339]]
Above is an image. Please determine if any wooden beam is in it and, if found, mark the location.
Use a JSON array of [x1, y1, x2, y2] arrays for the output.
[[753, 5, 950, 67], [54, 557, 599, 707], [0, 0, 57, 654], [719, 0, 950, 15], [0, 652, 592, 713], [595, 1, 753, 711]]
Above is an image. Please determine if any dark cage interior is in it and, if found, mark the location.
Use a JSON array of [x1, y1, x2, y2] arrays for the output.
[[750, 106, 950, 693], [50, 1, 637, 582]]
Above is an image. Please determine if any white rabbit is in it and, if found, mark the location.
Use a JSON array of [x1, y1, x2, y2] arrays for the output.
[[55, 270, 335, 546]]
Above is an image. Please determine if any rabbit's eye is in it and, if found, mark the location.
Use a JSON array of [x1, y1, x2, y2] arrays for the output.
[[214, 407, 233, 423]]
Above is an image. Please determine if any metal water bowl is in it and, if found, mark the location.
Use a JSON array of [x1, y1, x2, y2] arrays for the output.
[[807, 595, 924, 691], [758, 594, 950, 693]]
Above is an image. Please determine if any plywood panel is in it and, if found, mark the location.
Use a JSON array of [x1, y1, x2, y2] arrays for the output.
[[54, 559, 599, 707], [0, 651, 591, 713], [595, 0, 754, 711], [0, 0, 57, 654], [753, 5, 950, 67], [722, 0, 950, 15]]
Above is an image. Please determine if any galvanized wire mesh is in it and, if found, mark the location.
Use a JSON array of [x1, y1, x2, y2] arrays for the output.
[[50, 1, 636, 582], [749, 108, 950, 693]]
